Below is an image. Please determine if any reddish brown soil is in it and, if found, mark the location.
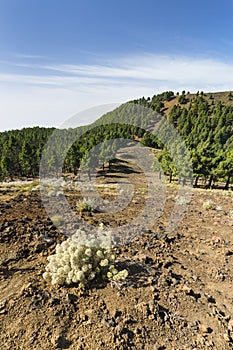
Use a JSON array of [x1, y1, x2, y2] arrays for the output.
[[0, 162, 233, 350]]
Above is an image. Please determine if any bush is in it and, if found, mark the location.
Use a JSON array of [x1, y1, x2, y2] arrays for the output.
[[76, 199, 93, 213], [203, 199, 216, 210], [43, 228, 128, 288], [51, 215, 65, 227], [176, 195, 191, 205]]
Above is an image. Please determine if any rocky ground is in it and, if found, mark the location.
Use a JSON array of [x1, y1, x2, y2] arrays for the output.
[[0, 161, 233, 350]]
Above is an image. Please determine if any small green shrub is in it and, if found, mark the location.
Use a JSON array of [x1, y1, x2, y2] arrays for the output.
[[19, 181, 40, 193], [43, 228, 128, 288], [76, 199, 93, 213], [203, 199, 216, 210], [51, 215, 65, 227]]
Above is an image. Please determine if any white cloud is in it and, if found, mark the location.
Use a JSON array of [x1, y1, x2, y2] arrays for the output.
[[1, 54, 233, 131], [33, 54, 233, 85]]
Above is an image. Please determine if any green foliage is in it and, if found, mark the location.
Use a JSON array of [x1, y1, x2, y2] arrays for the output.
[[76, 199, 93, 213], [140, 132, 160, 148], [164, 94, 233, 188], [178, 91, 188, 104], [0, 127, 54, 179], [153, 149, 178, 183], [51, 215, 65, 227], [203, 199, 216, 210]]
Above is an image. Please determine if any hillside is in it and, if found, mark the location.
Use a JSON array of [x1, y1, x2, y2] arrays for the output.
[[0, 90, 232, 189], [160, 91, 233, 117]]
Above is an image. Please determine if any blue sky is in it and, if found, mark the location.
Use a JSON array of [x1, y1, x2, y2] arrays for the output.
[[1, 0, 233, 131]]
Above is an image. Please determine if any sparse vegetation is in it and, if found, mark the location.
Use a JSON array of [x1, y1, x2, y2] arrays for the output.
[[203, 199, 216, 210], [51, 215, 65, 227], [0, 159, 233, 349], [76, 199, 93, 213]]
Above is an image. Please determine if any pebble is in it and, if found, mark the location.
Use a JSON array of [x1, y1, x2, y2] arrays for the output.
[[181, 285, 192, 294], [228, 319, 233, 332], [212, 236, 222, 244], [0, 300, 6, 310], [199, 324, 212, 334], [19, 283, 33, 297], [223, 333, 231, 342], [196, 334, 206, 345]]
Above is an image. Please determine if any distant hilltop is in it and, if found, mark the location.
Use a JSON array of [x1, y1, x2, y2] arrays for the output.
[[0, 90, 232, 190], [132, 90, 233, 116]]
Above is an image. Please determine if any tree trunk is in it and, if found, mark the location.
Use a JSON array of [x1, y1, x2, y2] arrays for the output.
[[208, 175, 213, 189], [225, 175, 231, 190], [169, 173, 172, 183], [194, 176, 199, 187]]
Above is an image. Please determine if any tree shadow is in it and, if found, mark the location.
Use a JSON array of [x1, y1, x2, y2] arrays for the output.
[[0, 266, 35, 279]]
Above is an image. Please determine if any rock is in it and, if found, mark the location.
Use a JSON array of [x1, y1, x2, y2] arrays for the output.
[[228, 319, 233, 332], [171, 277, 179, 285], [101, 315, 116, 327], [5, 225, 11, 231], [0, 300, 6, 310], [133, 327, 142, 335], [51, 332, 61, 346], [19, 283, 33, 297], [212, 236, 222, 244], [199, 324, 212, 334], [148, 314, 155, 320], [223, 333, 231, 342], [196, 334, 206, 346], [188, 321, 199, 330], [148, 299, 157, 314], [135, 302, 150, 316], [181, 285, 192, 294], [147, 276, 154, 285], [80, 313, 89, 322]]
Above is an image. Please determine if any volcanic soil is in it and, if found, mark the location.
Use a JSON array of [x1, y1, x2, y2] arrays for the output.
[[0, 160, 233, 350]]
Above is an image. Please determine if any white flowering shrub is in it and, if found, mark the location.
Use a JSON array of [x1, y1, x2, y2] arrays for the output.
[[43, 228, 128, 288], [176, 195, 191, 205], [203, 199, 216, 210]]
